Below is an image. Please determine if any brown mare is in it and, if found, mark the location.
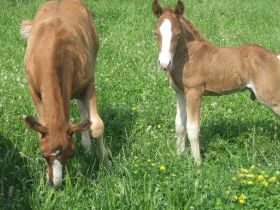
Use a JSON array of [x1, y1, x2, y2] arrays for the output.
[[21, 0, 110, 187], [152, 0, 280, 164]]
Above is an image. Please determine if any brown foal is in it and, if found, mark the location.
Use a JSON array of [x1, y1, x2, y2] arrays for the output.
[[152, 0, 280, 164], [21, 0, 110, 187]]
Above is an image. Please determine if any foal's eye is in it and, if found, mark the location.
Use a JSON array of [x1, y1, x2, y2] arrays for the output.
[[176, 33, 181, 40]]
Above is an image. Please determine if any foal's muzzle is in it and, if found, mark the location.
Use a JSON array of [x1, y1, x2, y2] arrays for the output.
[[159, 60, 172, 71]]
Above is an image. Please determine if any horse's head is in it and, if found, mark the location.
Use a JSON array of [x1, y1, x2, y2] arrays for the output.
[[25, 116, 91, 188], [152, 0, 184, 71]]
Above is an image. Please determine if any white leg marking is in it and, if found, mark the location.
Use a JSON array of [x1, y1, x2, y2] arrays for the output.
[[247, 81, 256, 95], [175, 93, 186, 155], [78, 100, 91, 153], [52, 160, 62, 187], [277, 55, 280, 60], [187, 122, 201, 164], [159, 19, 172, 68]]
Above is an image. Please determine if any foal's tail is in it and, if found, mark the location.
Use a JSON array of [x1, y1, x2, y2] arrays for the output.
[[20, 20, 33, 39]]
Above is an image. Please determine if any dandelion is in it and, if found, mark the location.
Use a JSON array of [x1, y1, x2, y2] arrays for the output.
[[256, 175, 264, 181], [261, 181, 268, 187], [241, 180, 247, 184], [240, 167, 248, 173], [269, 176, 277, 182], [250, 165, 256, 170], [246, 174, 255, 178], [156, 124, 161, 129], [247, 180, 253, 185], [159, 165, 166, 171], [234, 194, 246, 204]]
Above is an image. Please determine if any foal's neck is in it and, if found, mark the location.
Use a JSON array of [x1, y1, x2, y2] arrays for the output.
[[179, 16, 207, 43]]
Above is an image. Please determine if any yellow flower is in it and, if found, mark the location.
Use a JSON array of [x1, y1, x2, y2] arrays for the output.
[[156, 124, 161, 129], [269, 176, 277, 182], [247, 180, 253, 185], [250, 165, 256, 170], [246, 174, 255, 178], [240, 167, 248, 173], [261, 181, 268, 187], [159, 165, 166, 171], [257, 175, 264, 181], [234, 194, 246, 204], [239, 173, 255, 178], [241, 180, 247, 184], [239, 194, 246, 199]]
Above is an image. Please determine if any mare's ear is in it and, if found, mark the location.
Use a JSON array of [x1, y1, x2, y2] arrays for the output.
[[152, 0, 163, 18], [69, 120, 91, 134], [175, 0, 184, 16], [24, 116, 48, 135]]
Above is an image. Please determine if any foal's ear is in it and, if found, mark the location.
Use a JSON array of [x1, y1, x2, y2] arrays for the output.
[[175, 0, 184, 16], [152, 0, 163, 17], [69, 120, 91, 134], [24, 116, 48, 135]]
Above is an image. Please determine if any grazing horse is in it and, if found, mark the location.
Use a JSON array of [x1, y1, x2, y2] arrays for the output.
[[152, 0, 280, 164], [21, 0, 110, 187]]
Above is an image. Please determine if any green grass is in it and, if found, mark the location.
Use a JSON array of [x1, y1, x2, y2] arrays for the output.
[[1, 0, 280, 209]]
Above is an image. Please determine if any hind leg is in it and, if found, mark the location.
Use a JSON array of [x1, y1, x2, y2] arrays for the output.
[[83, 84, 110, 167], [77, 100, 92, 153]]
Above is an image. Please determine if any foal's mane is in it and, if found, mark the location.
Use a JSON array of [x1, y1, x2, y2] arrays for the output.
[[163, 7, 207, 42]]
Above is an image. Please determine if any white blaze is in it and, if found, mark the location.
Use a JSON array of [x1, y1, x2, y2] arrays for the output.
[[52, 160, 62, 187], [277, 55, 280, 60], [159, 19, 172, 68]]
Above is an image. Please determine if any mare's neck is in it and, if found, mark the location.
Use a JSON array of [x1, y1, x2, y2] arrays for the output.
[[42, 73, 70, 129]]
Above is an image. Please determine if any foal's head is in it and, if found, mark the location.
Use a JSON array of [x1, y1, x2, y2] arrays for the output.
[[25, 116, 91, 188], [152, 0, 184, 71]]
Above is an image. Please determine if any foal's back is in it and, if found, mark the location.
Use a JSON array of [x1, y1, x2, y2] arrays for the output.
[[25, 0, 98, 96], [187, 41, 280, 96]]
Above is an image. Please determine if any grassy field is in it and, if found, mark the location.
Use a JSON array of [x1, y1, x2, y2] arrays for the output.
[[1, 0, 280, 209]]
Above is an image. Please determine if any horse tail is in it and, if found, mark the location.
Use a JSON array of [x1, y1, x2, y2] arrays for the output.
[[20, 20, 33, 39]]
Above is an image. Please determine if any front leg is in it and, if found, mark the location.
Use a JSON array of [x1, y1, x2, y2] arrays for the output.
[[175, 92, 187, 155], [185, 88, 203, 165]]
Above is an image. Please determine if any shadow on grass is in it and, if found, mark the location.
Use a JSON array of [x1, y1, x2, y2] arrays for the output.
[[69, 106, 136, 177], [0, 134, 32, 209], [200, 118, 280, 156]]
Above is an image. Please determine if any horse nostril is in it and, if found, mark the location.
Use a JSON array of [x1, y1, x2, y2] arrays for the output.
[[168, 60, 171, 67]]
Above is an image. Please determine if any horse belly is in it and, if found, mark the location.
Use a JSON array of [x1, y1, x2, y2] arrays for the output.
[[205, 75, 247, 95]]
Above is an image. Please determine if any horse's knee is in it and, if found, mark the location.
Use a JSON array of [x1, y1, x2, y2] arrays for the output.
[[90, 117, 104, 139], [187, 124, 199, 141]]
